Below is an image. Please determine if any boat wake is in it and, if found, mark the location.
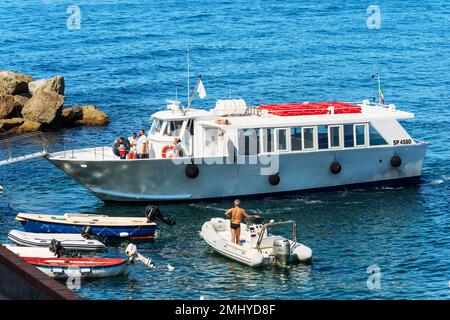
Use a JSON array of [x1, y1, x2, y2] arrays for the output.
[[422, 175, 450, 186]]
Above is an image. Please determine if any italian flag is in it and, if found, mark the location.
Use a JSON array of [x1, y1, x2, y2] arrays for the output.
[[378, 78, 385, 105]]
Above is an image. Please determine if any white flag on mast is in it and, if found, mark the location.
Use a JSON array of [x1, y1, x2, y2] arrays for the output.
[[197, 79, 206, 99]]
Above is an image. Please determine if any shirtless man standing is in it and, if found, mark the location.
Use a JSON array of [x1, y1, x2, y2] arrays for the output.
[[225, 199, 260, 245]]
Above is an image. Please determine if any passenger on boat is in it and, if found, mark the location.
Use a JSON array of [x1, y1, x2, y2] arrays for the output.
[[118, 137, 127, 160], [137, 129, 149, 159], [225, 199, 260, 245], [172, 138, 184, 157], [127, 132, 138, 159]]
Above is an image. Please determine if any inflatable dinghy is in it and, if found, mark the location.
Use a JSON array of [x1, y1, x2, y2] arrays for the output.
[[200, 218, 312, 267], [8, 229, 106, 251]]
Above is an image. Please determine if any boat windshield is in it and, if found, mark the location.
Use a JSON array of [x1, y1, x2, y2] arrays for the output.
[[162, 120, 185, 137], [150, 118, 162, 134]]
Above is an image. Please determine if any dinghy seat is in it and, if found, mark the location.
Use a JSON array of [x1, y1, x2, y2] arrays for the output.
[[211, 218, 227, 232]]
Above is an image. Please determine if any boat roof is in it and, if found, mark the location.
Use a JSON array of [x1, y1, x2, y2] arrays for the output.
[[200, 105, 414, 130], [150, 101, 414, 129]]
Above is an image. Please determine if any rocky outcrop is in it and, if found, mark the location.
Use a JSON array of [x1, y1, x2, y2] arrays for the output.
[[60, 106, 83, 126], [11, 120, 43, 133], [75, 105, 110, 126], [0, 70, 108, 134], [13, 95, 29, 114], [59, 105, 109, 127], [0, 118, 24, 132], [21, 89, 64, 124], [0, 71, 33, 96], [0, 95, 15, 119], [28, 79, 47, 95], [42, 76, 65, 96]]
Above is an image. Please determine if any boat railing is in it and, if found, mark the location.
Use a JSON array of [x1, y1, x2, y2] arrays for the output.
[[256, 220, 298, 253], [51, 136, 113, 160], [0, 131, 48, 166], [357, 100, 396, 110]]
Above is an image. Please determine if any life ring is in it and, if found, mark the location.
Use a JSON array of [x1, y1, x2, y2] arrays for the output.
[[330, 161, 342, 174], [161, 145, 175, 158], [112, 137, 131, 157]]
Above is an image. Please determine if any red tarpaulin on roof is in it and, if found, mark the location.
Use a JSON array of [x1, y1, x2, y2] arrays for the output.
[[259, 102, 361, 116]]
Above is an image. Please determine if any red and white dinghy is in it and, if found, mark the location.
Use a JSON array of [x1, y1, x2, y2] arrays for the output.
[[22, 256, 130, 278]]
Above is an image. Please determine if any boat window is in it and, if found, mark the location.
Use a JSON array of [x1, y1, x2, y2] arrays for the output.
[[262, 128, 275, 153], [187, 119, 194, 136], [369, 125, 388, 146], [238, 129, 260, 155], [275, 128, 288, 152], [318, 126, 328, 149], [343, 124, 354, 148], [329, 126, 342, 148], [354, 124, 367, 147], [291, 128, 302, 151], [163, 120, 185, 137], [302, 127, 316, 150], [150, 118, 162, 134]]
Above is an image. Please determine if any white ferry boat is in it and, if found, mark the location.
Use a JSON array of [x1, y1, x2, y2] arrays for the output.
[[45, 87, 427, 202]]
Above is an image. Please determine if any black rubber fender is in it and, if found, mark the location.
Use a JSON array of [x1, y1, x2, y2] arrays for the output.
[[185, 164, 200, 179], [330, 161, 342, 174], [391, 155, 402, 167], [268, 174, 280, 185]]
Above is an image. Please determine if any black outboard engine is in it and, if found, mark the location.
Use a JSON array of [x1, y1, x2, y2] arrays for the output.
[[81, 225, 107, 244], [81, 225, 93, 238], [145, 205, 176, 226], [49, 239, 64, 258]]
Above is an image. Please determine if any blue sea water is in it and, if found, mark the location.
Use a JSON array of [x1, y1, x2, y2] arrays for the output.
[[0, 0, 449, 299]]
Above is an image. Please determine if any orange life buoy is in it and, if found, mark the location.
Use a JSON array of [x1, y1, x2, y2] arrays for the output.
[[161, 145, 175, 158]]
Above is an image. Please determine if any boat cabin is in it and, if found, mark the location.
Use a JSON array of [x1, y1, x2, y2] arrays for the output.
[[146, 99, 416, 160]]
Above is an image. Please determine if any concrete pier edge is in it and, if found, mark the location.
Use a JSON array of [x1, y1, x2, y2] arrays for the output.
[[0, 245, 82, 300]]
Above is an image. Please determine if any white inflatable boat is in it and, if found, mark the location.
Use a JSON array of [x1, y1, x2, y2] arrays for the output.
[[8, 229, 106, 251], [200, 218, 312, 267]]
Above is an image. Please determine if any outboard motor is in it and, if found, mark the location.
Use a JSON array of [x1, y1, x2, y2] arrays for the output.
[[81, 225, 107, 244], [273, 239, 291, 267], [81, 225, 93, 238], [145, 205, 176, 226], [49, 239, 64, 258]]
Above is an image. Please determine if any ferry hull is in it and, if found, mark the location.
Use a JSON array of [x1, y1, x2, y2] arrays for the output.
[[46, 143, 427, 202]]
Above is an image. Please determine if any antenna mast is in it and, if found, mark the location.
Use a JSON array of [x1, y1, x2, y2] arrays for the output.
[[187, 48, 190, 110]]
